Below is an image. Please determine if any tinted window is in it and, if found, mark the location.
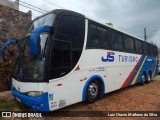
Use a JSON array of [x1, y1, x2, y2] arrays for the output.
[[143, 43, 149, 55], [87, 21, 109, 49], [100, 27, 109, 48], [27, 14, 55, 34], [154, 46, 158, 56], [149, 45, 154, 56], [50, 40, 71, 78], [111, 31, 124, 51], [135, 40, 143, 54], [49, 15, 85, 79], [125, 36, 135, 52], [88, 23, 99, 46], [51, 40, 71, 68]]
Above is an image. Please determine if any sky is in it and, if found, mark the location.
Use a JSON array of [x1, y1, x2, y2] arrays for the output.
[[11, 0, 160, 47]]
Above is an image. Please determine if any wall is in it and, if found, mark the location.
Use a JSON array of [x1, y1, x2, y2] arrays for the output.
[[0, 0, 19, 10], [0, 3, 31, 91]]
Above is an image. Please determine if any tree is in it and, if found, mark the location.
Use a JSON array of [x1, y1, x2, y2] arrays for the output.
[[106, 22, 113, 27]]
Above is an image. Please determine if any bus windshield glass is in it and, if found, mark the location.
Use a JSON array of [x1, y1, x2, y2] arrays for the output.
[[13, 34, 49, 81], [26, 14, 55, 35], [13, 14, 55, 81]]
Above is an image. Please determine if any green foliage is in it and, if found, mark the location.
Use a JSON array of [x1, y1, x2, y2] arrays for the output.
[[0, 99, 32, 111], [106, 22, 113, 27], [0, 100, 14, 111]]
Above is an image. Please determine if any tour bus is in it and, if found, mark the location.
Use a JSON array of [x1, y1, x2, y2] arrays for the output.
[[2, 9, 158, 112]]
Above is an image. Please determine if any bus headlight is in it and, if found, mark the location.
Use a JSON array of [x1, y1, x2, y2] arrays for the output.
[[27, 91, 44, 97]]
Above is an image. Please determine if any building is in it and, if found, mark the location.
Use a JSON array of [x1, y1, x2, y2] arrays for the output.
[[0, 0, 19, 10], [0, 0, 32, 91]]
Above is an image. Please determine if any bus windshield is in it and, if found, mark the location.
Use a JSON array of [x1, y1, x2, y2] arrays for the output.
[[26, 14, 55, 35], [13, 14, 55, 81], [13, 33, 49, 81]]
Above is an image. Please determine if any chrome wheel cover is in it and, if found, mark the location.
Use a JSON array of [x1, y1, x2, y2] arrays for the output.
[[88, 82, 98, 98], [142, 74, 145, 83], [148, 74, 151, 82]]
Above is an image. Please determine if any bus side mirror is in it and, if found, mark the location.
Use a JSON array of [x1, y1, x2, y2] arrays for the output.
[[1, 40, 17, 59], [29, 25, 51, 55]]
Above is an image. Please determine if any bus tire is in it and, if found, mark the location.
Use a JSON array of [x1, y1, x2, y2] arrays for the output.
[[86, 79, 100, 104], [146, 71, 151, 83], [140, 72, 146, 86]]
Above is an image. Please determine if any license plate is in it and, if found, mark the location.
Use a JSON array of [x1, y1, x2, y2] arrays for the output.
[[16, 97, 21, 103]]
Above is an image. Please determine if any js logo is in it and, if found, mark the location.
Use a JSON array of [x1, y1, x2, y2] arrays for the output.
[[102, 52, 115, 62]]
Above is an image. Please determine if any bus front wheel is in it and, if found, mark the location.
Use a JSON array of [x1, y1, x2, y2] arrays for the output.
[[86, 79, 100, 103]]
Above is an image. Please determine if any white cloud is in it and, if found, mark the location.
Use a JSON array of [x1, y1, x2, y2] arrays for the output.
[[150, 30, 160, 47], [17, 0, 160, 48]]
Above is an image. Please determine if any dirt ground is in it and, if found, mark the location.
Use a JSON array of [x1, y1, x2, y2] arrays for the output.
[[1, 76, 160, 120]]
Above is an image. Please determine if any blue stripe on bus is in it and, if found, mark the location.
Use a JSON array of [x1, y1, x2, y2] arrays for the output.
[[127, 56, 145, 86], [82, 75, 105, 102], [127, 56, 157, 86], [11, 87, 49, 112]]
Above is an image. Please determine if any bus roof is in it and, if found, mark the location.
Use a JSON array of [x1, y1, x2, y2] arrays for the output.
[[32, 9, 156, 47]]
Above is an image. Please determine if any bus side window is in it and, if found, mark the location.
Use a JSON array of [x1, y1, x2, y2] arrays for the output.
[[149, 45, 154, 56], [142, 43, 149, 55], [154, 46, 158, 56], [111, 31, 124, 51], [89, 25, 100, 45], [124, 36, 135, 53], [87, 21, 109, 49], [99, 27, 109, 48], [135, 39, 143, 54]]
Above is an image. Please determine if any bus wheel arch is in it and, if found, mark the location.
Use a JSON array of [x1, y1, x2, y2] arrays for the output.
[[82, 75, 105, 103]]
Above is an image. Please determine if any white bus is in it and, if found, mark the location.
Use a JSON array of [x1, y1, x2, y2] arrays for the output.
[[2, 9, 158, 112]]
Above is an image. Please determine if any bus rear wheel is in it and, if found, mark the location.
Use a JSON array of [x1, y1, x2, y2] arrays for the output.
[[140, 73, 146, 86], [86, 79, 100, 103], [146, 72, 151, 83]]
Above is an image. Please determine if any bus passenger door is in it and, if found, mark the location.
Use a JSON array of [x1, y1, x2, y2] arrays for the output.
[[49, 39, 72, 79]]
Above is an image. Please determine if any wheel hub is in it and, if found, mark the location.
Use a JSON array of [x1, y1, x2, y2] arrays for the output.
[[88, 83, 98, 98], [148, 74, 151, 81], [142, 74, 145, 82]]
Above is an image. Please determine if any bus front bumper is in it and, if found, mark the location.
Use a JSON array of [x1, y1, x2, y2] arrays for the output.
[[11, 87, 49, 112]]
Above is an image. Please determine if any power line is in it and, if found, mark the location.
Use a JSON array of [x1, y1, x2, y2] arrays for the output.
[[14, 1, 45, 14], [30, 13, 37, 18], [20, 0, 48, 13], [19, 3, 45, 14], [148, 35, 160, 37], [42, 0, 65, 9]]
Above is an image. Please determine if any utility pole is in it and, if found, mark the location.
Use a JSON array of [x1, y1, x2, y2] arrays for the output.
[[144, 28, 147, 41]]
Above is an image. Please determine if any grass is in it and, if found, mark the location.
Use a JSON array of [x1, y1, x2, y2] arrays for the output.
[[0, 99, 32, 120], [0, 99, 15, 111], [0, 99, 32, 111]]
